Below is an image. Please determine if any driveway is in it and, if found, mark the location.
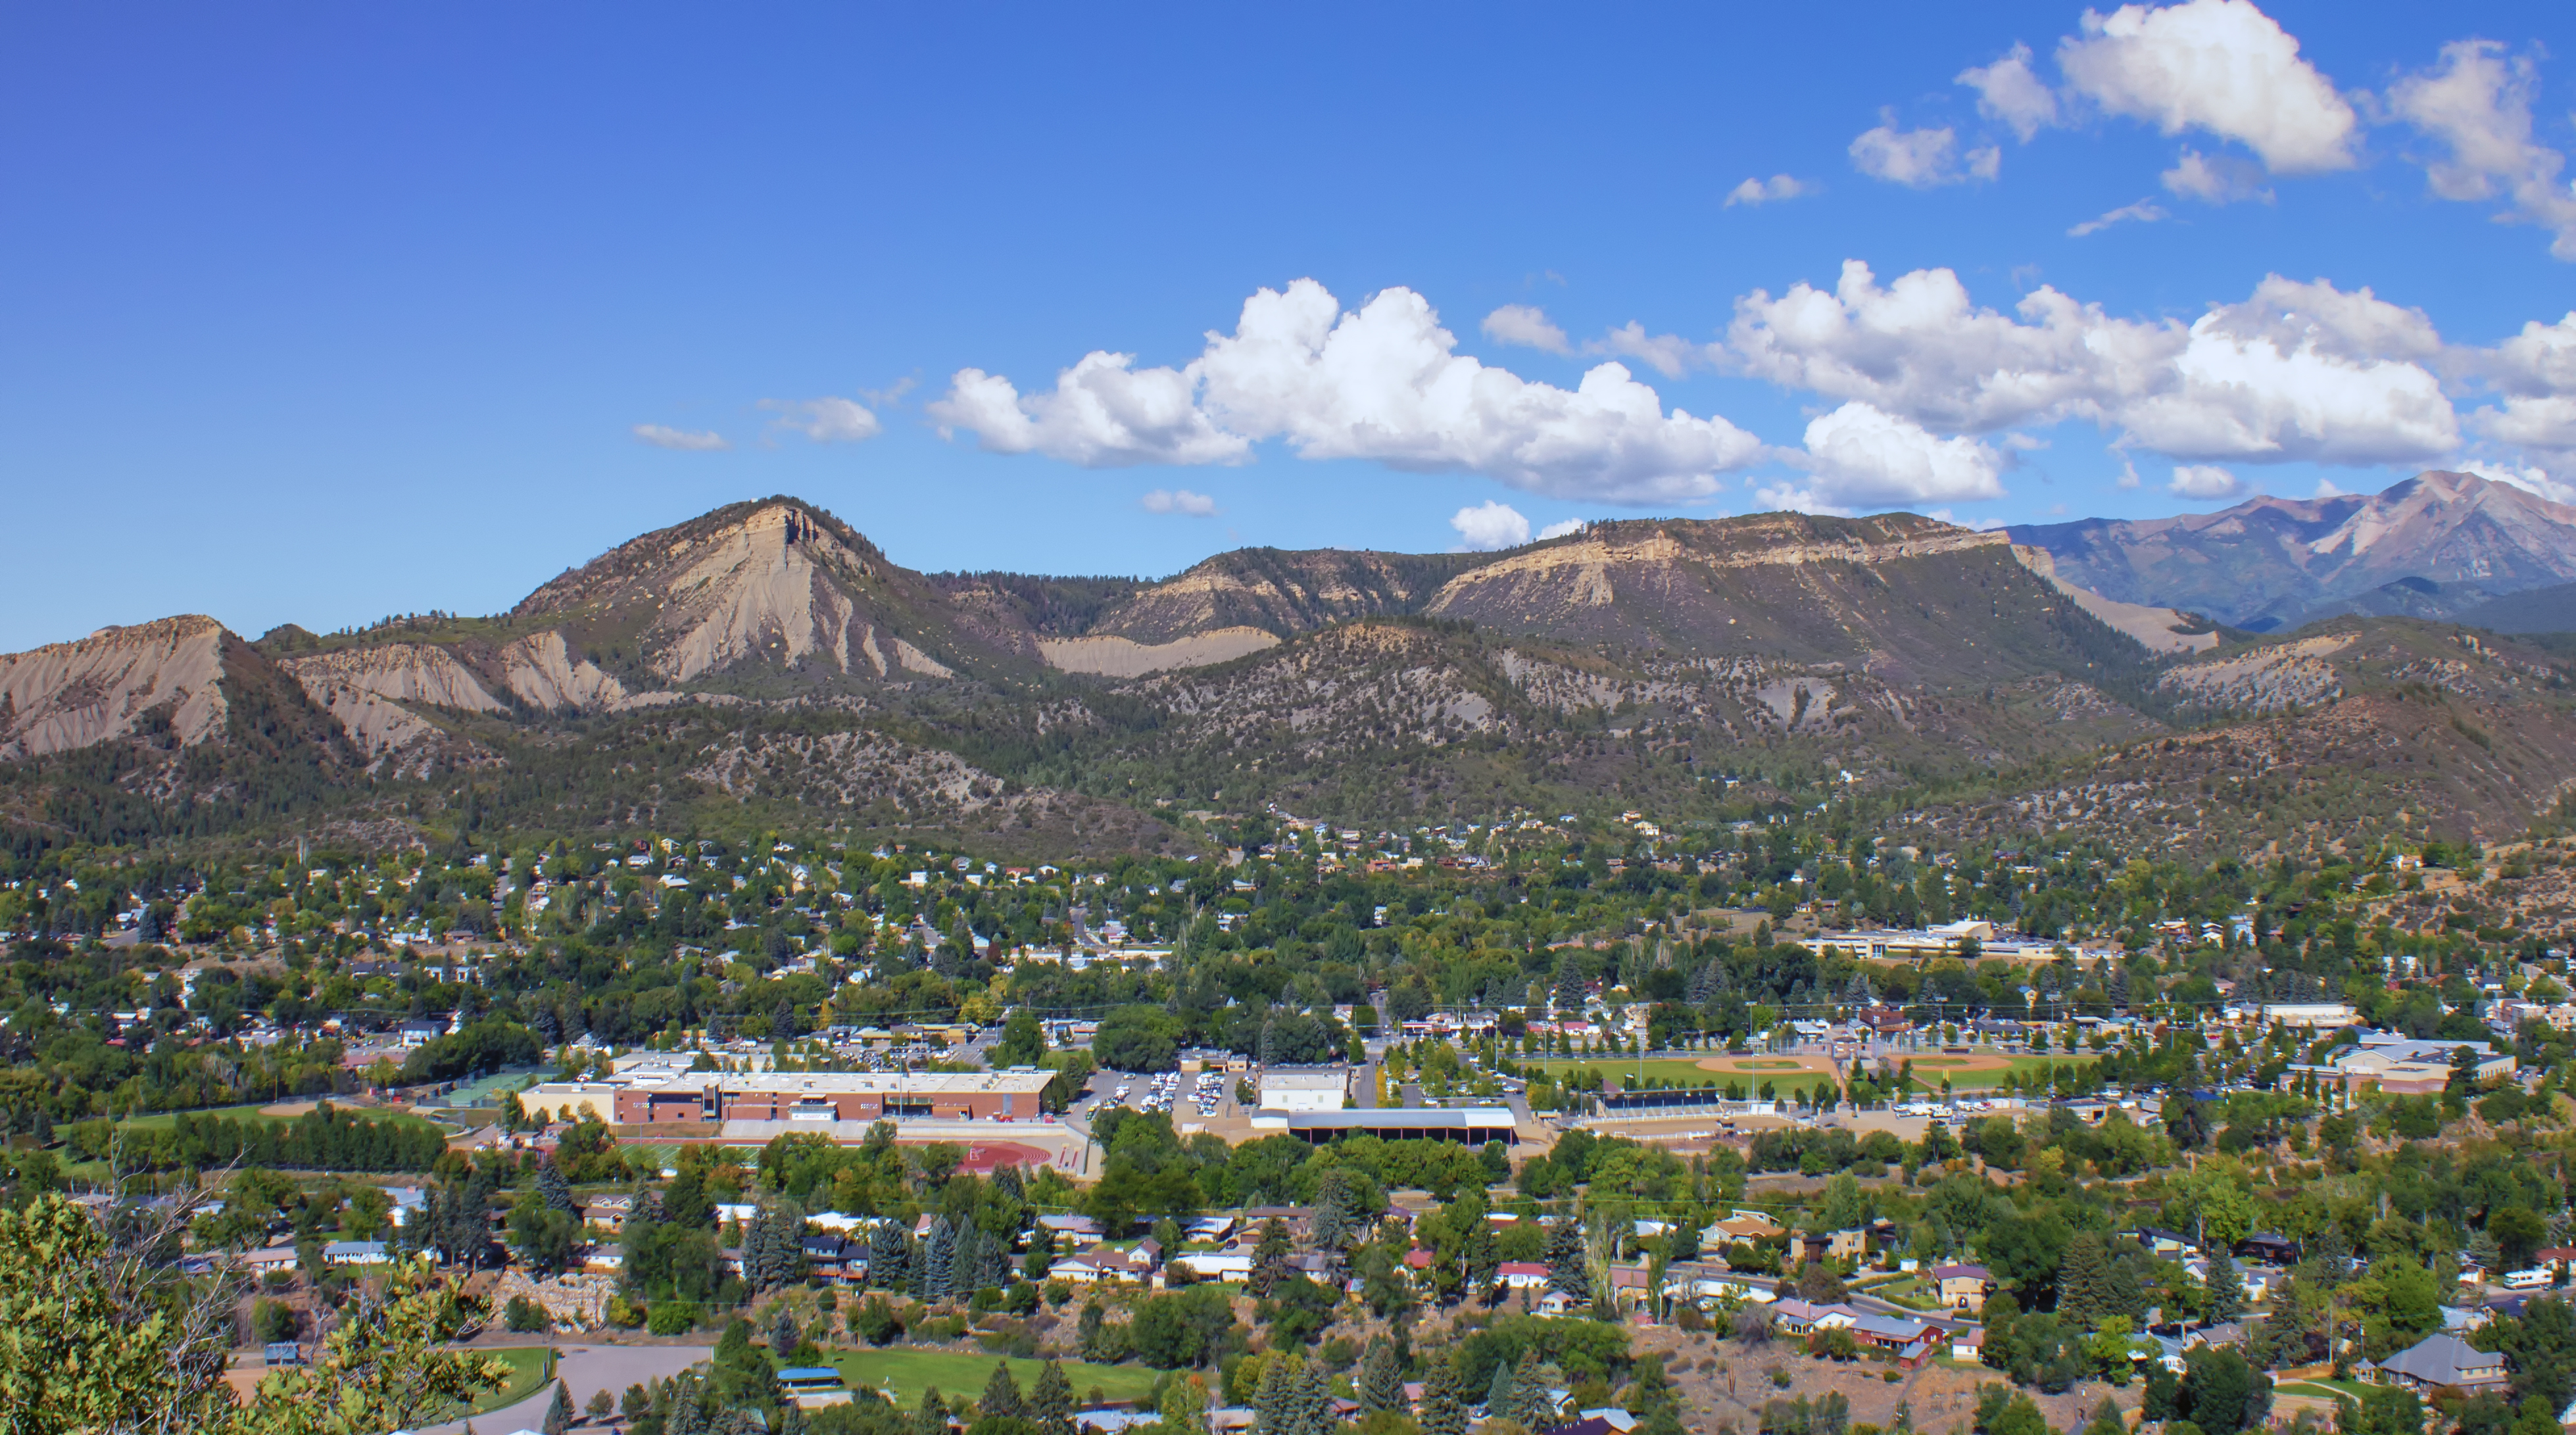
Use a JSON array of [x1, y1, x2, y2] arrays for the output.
[[413, 1342, 714, 1434]]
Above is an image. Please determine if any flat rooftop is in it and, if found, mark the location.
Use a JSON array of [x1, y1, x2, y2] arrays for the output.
[[535, 1069, 1056, 1096]]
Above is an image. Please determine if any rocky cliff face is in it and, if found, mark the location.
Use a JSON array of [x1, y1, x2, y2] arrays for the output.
[[512, 497, 1012, 687], [2009, 471, 2576, 628], [0, 616, 232, 760]]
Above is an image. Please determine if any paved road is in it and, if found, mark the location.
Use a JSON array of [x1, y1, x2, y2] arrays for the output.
[[414, 1342, 714, 1435]]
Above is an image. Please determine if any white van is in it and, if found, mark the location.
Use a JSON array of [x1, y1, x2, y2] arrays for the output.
[[2502, 1267, 2553, 1289]]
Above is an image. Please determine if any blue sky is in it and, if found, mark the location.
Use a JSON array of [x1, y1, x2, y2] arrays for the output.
[[7, 1, 2576, 650]]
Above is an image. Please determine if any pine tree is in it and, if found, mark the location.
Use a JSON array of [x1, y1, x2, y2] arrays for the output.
[[948, 1223, 982, 1300], [1554, 957, 1586, 1015], [1465, 1220, 1500, 1298], [925, 1217, 956, 1301], [1290, 1364, 1334, 1435], [1359, 1338, 1403, 1416], [1030, 1360, 1077, 1435], [1253, 1357, 1294, 1435], [741, 1213, 773, 1292], [537, 1159, 576, 1216], [1312, 1171, 1355, 1251], [766, 1204, 806, 1289], [869, 1217, 908, 1290], [772, 1308, 801, 1360], [1484, 1357, 1516, 1419], [981, 1360, 1025, 1422], [915, 1386, 948, 1435], [1546, 1215, 1591, 1300], [1250, 1218, 1291, 1298], [2058, 1232, 2113, 1330], [1077, 1301, 1107, 1361], [2206, 1250, 2247, 1322], [1510, 1348, 1547, 1429], [542, 1378, 573, 1435], [1419, 1360, 1469, 1435], [909, 1234, 931, 1300]]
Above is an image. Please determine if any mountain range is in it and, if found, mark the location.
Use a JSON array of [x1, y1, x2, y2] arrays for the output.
[[9, 474, 2576, 858], [2007, 470, 2576, 631]]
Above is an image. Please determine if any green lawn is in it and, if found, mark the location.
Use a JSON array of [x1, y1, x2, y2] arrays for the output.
[[453, 1345, 555, 1416], [821, 1348, 1161, 1409], [1900, 1053, 2099, 1092], [2276, 1380, 2367, 1404], [1530, 1057, 1838, 1095], [109, 1102, 449, 1135]]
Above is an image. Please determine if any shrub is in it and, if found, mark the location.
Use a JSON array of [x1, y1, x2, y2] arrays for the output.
[[647, 1300, 700, 1336]]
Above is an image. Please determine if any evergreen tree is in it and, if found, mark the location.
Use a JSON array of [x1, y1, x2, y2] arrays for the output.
[[1546, 1215, 1591, 1300], [764, 1204, 806, 1290], [925, 1218, 956, 1301], [868, 1217, 908, 1290], [1311, 1171, 1355, 1251], [771, 1308, 800, 1360], [1250, 1218, 1291, 1298], [1553, 957, 1586, 1015], [1419, 1360, 1469, 1435], [1253, 1357, 1294, 1435], [1484, 1357, 1515, 1419], [915, 1387, 948, 1435], [1509, 1348, 1547, 1429], [1077, 1301, 1107, 1361], [1030, 1360, 1076, 1435], [948, 1223, 981, 1300], [741, 1214, 772, 1292], [542, 1378, 573, 1435], [981, 1361, 1025, 1423], [1289, 1364, 1333, 1435], [1465, 1219, 1500, 1298], [2206, 1250, 2247, 1322], [1359, 1338, 1403, 1416], [536, 1159, 576, 1217], [2057, 1231, 2114, 1329]]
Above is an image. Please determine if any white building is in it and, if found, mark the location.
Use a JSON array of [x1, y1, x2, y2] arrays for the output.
[[1257, 1070, 1349, 1113]]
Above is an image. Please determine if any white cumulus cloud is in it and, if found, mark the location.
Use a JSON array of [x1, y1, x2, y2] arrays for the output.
[[2056, 0, 2357, 174], [1726, 261, 2456, 468], [1799, 402, 2008, 507], [1538, 518, 1588, 540], [927, 354, 1249, 468], [1586, 322, 1700, 379], [2167, 464, 2247, 499], [1141, 489, 1219, 516], [763, 397, 881, 443], [1726, 174, 1815, 206], [1727, 260, 2177, 433], [1850, 120, 1998, 187], [1958, 43, 2062, 141], [1482, 304, 1570, 354], [2389, 40, 2576, 261], [633, 424, 729, 452], [1451, 501, 1533, 550], [933, 280, 1762, 504]]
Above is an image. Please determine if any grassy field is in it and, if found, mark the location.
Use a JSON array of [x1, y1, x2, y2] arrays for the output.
[[109, 1102, 450, 1134], [451, 1345, 554, 1416], [821, 1349, 1161, 1409], [1531, 1056, 1839, 1095], [1899, 1053, 2097, 1092], [2275, 1380, 2366, 1404]]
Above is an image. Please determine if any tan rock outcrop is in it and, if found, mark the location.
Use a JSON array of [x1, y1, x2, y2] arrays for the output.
[[0, 615, 231, 760]]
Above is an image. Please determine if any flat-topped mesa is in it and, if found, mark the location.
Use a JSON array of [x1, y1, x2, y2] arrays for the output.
[[0, 614, 232, 760]]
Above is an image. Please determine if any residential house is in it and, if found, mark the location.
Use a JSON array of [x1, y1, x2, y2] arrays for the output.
[[1770, 1299, 1859, 1335], [1789, 1228, 1868, 1267], [581, 1195, 636, 1232], [1951, 1327, 1986, 1362], [2365, 1332, 2510, 1394], [1936, 1263, 1994, 1313], [802, 1235, 865, 1284], [1498, 1261, 1551, 1290], [323, 1240, 391, 1267]]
